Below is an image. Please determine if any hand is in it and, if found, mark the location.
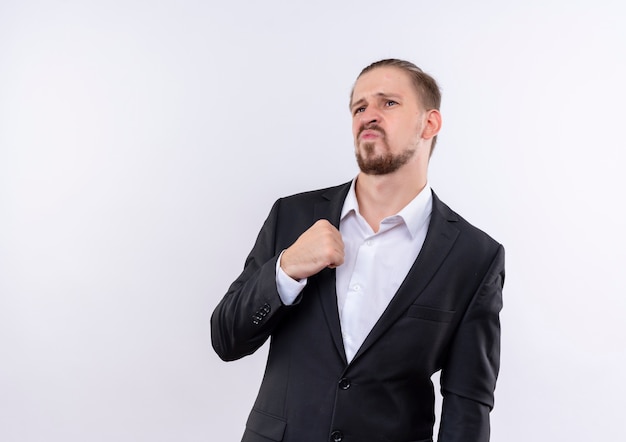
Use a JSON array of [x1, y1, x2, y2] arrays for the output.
[[280, 219, 344, 281]]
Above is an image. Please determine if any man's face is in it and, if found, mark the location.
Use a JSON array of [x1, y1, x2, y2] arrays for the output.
[[350, 66, 426, 175]]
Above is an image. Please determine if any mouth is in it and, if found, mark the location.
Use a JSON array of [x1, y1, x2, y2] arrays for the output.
[[359, 129, 382, 140]]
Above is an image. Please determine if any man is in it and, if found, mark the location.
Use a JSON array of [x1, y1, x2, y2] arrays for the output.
[[211, 59, 505, 442]]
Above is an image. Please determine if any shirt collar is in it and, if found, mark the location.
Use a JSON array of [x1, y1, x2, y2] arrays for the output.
[[340, 177, 433, 239]]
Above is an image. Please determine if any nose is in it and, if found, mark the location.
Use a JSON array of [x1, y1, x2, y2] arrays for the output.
[[359, 105, 380, 127]]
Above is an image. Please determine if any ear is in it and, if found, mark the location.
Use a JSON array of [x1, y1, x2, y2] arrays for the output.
[[421, 109, 442, 140]]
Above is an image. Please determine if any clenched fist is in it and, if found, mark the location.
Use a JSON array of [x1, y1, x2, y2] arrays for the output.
[[280, 219, 344, 281]]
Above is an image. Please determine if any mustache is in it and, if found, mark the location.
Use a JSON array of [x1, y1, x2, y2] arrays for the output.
[[358, 123, 386, 139]]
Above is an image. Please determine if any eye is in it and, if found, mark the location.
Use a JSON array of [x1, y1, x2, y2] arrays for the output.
[[385, 100, 398, 107], [353, 106, 365, 115]]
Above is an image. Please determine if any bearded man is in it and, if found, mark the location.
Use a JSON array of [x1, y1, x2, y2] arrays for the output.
[[211, 59, 505, 442]]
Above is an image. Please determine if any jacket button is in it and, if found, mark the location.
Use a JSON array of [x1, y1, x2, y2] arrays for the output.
[[330, 430, 343, 442], [338, 378, 351, 390]]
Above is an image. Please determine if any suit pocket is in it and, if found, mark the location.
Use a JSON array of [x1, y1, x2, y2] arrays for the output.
[[407, 305, 455, 323], [243, 409, 286, 441]]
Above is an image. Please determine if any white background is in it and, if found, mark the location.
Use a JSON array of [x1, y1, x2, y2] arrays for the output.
[[1, 0, 625, 440]]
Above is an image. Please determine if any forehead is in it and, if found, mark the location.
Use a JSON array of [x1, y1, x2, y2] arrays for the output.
[[351, 66, 418, 103]]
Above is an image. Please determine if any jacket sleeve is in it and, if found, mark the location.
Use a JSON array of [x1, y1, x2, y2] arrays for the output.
[[210, 199, 298, 361], [438, 245, 505, 442]]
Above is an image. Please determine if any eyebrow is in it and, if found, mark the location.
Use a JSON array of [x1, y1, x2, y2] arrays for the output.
[[350, 92, 402, 111]]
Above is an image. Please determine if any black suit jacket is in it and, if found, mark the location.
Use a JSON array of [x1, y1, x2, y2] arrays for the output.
[[211, 182, 504, 442]]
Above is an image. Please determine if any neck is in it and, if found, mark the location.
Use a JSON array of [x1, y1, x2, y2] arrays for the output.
[[355, 167, 428, 232]]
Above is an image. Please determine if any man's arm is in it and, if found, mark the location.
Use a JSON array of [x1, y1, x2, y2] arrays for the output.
[[211, 200, 344, 362], [438, 245, 505, 442], [211, 200, 286, 361]]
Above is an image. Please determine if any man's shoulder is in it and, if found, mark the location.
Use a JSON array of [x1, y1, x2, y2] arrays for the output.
[[432, 191, 502, 250], [278, 181, 352, 205], [264, 181, 351, 232]]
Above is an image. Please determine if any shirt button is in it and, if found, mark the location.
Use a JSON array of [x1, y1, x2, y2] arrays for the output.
[[330, 430, 343, 442], [366, 240, 372, 246], [338, 378, 351, 390], [353, 284, 360, 291]]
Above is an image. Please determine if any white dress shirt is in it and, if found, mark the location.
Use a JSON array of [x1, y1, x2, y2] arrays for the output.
[[276, 179, 432, 363]]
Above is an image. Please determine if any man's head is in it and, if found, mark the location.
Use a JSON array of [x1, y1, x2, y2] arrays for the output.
[[350, 59, 442, 175]]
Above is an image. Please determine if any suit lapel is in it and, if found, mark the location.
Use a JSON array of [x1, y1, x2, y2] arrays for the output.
[[310, 183, 351, 364], [350, 191, 460, 364]]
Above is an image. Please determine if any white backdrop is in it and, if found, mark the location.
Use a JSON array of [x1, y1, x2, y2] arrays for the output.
[[1, 0, 625, 440]]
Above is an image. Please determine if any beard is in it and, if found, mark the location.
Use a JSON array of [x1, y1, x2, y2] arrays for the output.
[[355, 141, 416, 175]]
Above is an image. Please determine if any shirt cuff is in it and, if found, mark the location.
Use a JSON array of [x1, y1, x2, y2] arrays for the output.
[[276, 251, 307, 305]]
